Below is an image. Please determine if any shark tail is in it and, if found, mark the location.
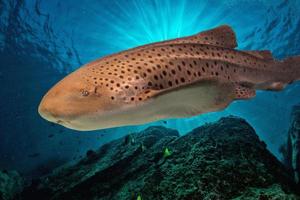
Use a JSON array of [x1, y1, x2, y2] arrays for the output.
[[283, 55, 300, 82], [255, 55, 300, 91]]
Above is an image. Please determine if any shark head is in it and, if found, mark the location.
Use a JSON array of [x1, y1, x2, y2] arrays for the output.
[[38, 68, 121, 131]]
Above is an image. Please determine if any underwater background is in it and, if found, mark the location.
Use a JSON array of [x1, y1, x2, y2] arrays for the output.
[[0, 0, 300, 180]]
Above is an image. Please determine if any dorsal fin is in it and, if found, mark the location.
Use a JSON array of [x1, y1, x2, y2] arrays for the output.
[[242, 50, 273, 60], [115, 26, 238, 58], [136, 25, 238, 50], [191, 25, 237, 48], [165, 25, 237, 48]]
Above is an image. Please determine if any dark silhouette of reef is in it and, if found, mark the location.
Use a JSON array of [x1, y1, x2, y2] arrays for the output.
[[280, 104, 300, 188], [0, 170, 24, 200], [8, 117, 300, 199]]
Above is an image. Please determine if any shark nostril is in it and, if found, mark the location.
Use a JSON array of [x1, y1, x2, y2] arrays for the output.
[[56, 120, 63, 124]]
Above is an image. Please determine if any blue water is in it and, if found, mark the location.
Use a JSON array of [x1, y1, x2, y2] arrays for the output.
[[0, 0, 300, 178]]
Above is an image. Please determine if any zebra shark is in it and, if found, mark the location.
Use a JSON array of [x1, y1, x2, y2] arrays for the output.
[[38, 25, 300, 131]]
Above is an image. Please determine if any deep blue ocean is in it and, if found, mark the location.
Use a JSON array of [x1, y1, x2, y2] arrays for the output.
[[0, 0, 300, 178]]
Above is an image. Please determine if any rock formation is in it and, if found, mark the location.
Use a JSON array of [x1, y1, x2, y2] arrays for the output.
[[18, 117, 299, 199], [0, 170, 24, 200], [282, 104, 300, 185]]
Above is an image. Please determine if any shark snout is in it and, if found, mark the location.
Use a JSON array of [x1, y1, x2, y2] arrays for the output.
[[38, 94, 97, 131], [38, 85, 77, 124], [38, 97, 65, 124], [38, 82, 93, 130], [38, 99, 77, 130]]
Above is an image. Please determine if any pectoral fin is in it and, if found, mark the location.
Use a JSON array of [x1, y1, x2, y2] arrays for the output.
[[234, 84, 256, 99], [137, 80, 238, 119]]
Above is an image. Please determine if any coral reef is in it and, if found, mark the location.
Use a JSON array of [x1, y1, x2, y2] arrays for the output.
[[19, 117, 299, 200], [0, 170, 24, 200], [281, 104, 300, 186]]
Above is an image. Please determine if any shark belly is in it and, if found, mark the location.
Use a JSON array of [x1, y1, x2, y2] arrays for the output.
[[88, 80, 236, 129]]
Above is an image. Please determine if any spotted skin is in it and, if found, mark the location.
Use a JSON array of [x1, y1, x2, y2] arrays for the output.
[[38, 25, 300, 131]]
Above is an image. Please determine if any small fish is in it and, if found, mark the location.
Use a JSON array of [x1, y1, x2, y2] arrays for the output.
[[137, 194, 142, 200], [48, 134, 54, 138], [38, 25, 300, 131], [163, 147, 172, 158]]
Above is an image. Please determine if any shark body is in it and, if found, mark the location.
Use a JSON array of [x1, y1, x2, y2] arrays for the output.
[[39, 25, 300, 131]]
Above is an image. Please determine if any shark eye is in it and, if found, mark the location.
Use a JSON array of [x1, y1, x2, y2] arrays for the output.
[[81, 90, 89, 96]]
